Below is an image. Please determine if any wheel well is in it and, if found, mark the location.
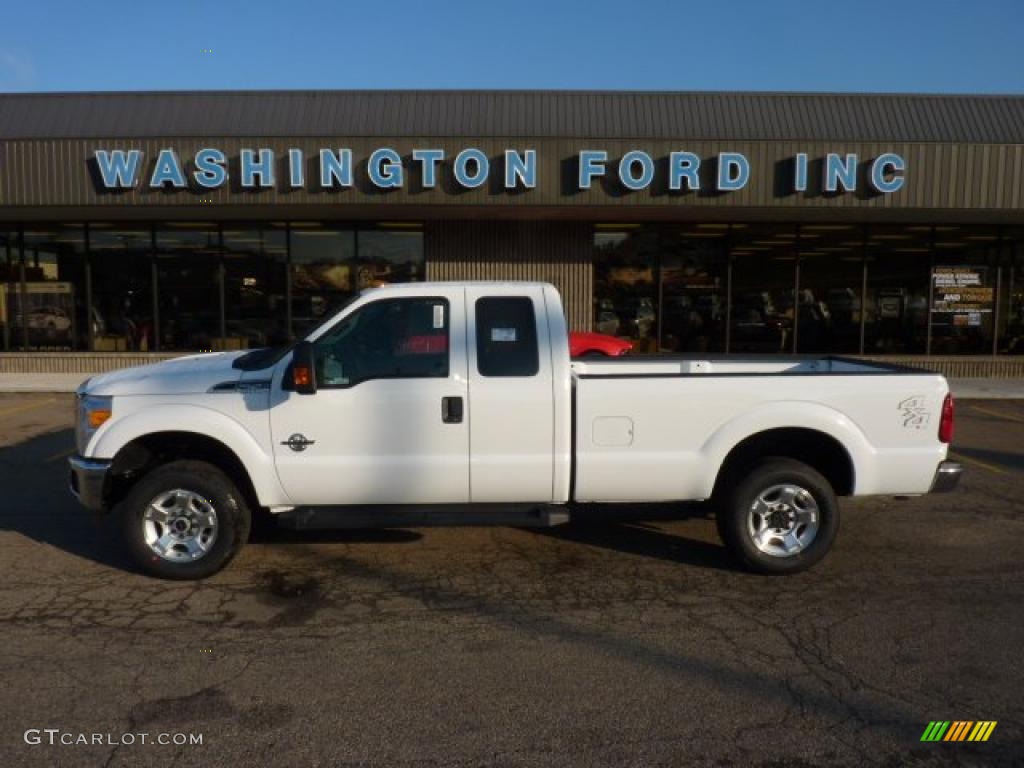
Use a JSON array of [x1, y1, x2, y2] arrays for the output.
[[106, 431, 260, 512], [713, 428, 855, 498]]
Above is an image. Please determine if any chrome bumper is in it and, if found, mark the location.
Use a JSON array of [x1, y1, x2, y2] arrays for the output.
[[68, 456, 111, 512], [930, 460, 964, 493]]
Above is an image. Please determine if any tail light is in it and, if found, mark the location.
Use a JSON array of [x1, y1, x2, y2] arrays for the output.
[[938, 393, 954, 444]]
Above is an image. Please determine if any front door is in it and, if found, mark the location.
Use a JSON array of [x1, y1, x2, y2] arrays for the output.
[[268, 289, 469, 505]]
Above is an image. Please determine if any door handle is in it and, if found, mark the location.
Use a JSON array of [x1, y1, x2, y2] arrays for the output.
[[441, 396, 463, 424]]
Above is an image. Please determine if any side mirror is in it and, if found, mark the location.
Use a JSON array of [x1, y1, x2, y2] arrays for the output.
[[292, 341, 317, 395]]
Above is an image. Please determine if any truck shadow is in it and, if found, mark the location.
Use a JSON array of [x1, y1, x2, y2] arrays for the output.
[[531, 502, 735, 572], [2, 429, 729, 573], [0, 429, 422, 573]]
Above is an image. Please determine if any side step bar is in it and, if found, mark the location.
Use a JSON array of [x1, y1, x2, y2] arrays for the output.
[[276, 504, 571, 531]]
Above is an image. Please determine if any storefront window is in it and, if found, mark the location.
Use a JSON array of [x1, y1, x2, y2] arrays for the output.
[[729, 225, 798, 353], [89, 226, 155, 352], [290, 224, 424, 337], [356, 226, 424, 289], [929, 226, 999, 355], [222, 226, 288, 349], [1, 228, 16, 351], [290, 225, 356, 336], [865, 226, 932, 355], [15, 227, 88, 351], [156, 225, 221, 351], [1002, 231, 1024, 354], [659, 226, 727, 353], [593, 227, 659, 352], [796, 225, 865, 354]]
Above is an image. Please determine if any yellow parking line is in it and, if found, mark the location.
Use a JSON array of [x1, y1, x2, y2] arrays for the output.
[[968, 404, 1024, 423], [0, 398, 55, 419], [950, 451, 1007, 475]]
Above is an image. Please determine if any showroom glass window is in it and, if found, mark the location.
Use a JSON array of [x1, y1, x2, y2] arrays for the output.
[[1003, 229, 1024, 354], [290, 225, 356, 336], [155, 225, 221, 351], [795, 225, 866, 354], [660, 226, 728, 353], [88, 226, 155, 352], [222, 225, 288, 349], [928, 226, 999, 355], [865, 226, 932, 355], [729, 224, 798, 353], [290, 224, 424, 337], [16, 227, 88, 351], [1, 228, 16, 351]]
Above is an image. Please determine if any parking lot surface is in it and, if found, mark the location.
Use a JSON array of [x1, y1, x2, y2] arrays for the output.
[[0, 393, 1021, 767]]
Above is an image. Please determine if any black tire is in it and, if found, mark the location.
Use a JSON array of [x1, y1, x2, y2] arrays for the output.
[[715, 457, 839, 575], [118, 460, 251, 580]]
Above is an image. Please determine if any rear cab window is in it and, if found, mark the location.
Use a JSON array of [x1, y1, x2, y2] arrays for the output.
[[475, 297, 539, 377]]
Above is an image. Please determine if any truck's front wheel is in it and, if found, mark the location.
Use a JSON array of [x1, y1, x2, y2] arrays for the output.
[[716, 458, 839, 575], [118, 460, 251, 580]]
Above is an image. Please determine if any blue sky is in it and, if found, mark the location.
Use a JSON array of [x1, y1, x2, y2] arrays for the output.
[[3, 0, 1024, 93]]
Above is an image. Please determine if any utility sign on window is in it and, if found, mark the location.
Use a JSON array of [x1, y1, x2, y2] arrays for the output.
[[491, 328, 517, 342]]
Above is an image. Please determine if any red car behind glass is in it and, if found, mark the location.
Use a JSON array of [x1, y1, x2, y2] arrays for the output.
[[401, 332, 632, 358]]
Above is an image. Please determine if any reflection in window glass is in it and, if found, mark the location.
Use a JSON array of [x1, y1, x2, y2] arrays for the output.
[[796, 225, 864, 354], [291, 225, 424, 337], [223, 226, 288, 349], [356, 227, 424, 289], [1, 228, 18, 351], [14, 227, 88, 351], [729, 225, 797, 353], [865, 226, 932, 354], [290, 226, 355, 336], [156, 225, 220, 351], [1003, 231, 1024, 354], [593, 227, 658, 352], [659, 226, 728, 353], [89, 227, 154, 351]]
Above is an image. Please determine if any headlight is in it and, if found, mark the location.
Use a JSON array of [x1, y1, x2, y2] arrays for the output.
[[76, 395, 113, 455]]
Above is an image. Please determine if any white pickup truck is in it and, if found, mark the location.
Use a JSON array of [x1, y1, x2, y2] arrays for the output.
[[69, 281, 961, 580]]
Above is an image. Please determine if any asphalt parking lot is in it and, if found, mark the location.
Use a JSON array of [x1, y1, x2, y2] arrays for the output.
[[0, 393, 1021, 767]]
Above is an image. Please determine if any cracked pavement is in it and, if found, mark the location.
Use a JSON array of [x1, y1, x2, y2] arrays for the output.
[[0, 394, 1021, 767]]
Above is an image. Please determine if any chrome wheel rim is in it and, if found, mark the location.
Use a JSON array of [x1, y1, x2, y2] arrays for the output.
[[747, 483, 819, 558], [143, 489, 218, 562]]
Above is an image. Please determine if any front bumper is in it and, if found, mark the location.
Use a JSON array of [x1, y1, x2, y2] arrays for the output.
[[68, 456, 111, 512], [930, 460, 964, 493]]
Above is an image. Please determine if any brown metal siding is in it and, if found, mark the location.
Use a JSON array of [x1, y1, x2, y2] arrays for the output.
[[6, 91, 1024, 143], [426, 221, 593, 331], [5, 137, 1024, 214]]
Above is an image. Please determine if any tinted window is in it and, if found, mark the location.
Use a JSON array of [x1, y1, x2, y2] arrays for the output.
[[313, 298, 449, 388], [476, 297, 539, 377]]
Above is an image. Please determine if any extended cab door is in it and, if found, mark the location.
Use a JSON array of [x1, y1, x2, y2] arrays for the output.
[[465, 286, 555, 502], [268, 287, 469, 505]]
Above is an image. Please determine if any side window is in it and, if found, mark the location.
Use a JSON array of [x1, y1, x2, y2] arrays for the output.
[[475, 297, 539, 377], [313, 298, 449, 388]]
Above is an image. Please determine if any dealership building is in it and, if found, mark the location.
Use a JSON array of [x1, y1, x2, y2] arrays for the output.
[[2, 89, 1024, 375]]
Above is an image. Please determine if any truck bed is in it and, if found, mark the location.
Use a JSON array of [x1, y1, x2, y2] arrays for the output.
[[570, 354, 932, 378]]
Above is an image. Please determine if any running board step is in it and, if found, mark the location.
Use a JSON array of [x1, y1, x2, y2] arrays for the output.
[[276, 504, 571, 531]]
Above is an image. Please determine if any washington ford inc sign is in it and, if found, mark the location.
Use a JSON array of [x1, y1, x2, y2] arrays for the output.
[[92, 148, 907, 195]]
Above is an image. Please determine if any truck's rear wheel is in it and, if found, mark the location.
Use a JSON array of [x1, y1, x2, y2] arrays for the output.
[[716, 458, 838, 575], [118, 460, 251, 580]]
